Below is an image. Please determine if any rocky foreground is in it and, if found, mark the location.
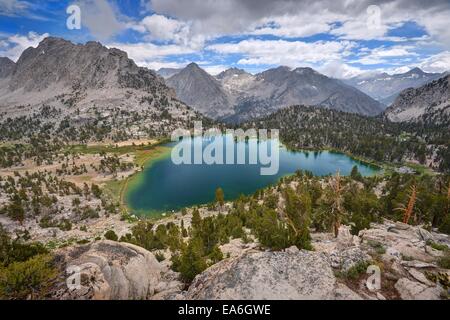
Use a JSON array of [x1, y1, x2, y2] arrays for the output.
[[51, 220, 450, 300]]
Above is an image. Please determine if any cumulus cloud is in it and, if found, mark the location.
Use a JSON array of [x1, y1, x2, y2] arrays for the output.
[[198, 64, 228, 76], [149, 0, 450, 44], [109, 41, 196, 63], [75, 0, 125, 40], [112, 0, 450, 75], [131, 14, 205, 50], [4, 0, 450, 76], [318, 61, 365, 79], [134, 60, 185, 71], [251, 18, 332, 38], [354, 45, 418, 65], [207, 39, 356, 67], [108, 41, 197, 71], [0, 31, 49, 61], [418, 51, 450, 73], [133, 14, 188, 42]]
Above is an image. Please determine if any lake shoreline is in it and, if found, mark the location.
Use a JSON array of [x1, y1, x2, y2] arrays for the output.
[[124, 137, 384, 218]]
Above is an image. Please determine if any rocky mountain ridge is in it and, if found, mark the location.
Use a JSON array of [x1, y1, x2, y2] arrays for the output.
[[166, 63, 234, 119], [0, 37, 205, 141], [384, 74, 450, 122], [165, 64, 385, 123]]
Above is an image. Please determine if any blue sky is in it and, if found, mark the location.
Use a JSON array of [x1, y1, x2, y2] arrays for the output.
[[1, 0, 449, 78]]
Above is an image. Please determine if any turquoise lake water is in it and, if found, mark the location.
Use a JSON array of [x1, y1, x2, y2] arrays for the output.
[[126, 136, 380, 215]]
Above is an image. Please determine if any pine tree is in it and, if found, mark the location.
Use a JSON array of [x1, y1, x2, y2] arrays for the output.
[[178, 237, 207, 282], [191, 208, 202, 232]]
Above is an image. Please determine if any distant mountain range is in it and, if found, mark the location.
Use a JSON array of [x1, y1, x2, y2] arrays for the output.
[[1, 37, 448, 132], [164, 63, 385, 122], [384, 74, 450, 123], [345, 68, 445, 106]]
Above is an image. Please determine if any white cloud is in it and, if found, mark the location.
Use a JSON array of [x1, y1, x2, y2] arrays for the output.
[[353, 45, 418, 65], [0, 31, 49, 61], [75, 0, 125, 40], [197, 64, 228, 76], [418, 51, 450, 73], [110, 42, 195, 63], [318, 61, 365, 79], [108, 41, 197, 71], [133, 15, 188, 41], [250, 14, 333, 38], [0, 0, 29, 16], [131, 14, 205, 50], [389, 66, 413, 74], [137, 60, 185, 71], [0, 0, 50, 20], [109, 0, 450, 76], [207, 39, 355, 67], [413, 6, 450, 48]]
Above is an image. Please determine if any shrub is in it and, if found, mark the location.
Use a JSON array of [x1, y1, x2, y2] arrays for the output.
[[154, 252, 165, 262], [367, 240, 386, 254], [427, 240, 448, 252], [58, 219, 72, 231], [104, 230, 118, 241], [208, 245, 224, 265], [91, 184, 102, 198], [0, 254, 58, 300], [439, 214, 450, 235], [437, 254, 450, 269], [177, 238, 207, 283], [1, 226, 48, 267], [337, 261, 371, 280]]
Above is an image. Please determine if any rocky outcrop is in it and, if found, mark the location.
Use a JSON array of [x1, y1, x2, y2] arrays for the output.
[[358, 220, 449, 299], [394, 278, 442, 300], [185, 246, 362, 300], [53, 240, 162, 300], [329, 247, 371, 272], [50, 221, 449, 301], [359, 220, 449, 263]]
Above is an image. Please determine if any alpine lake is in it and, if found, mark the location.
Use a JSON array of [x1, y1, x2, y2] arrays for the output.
[[125, 135, 381, 216]]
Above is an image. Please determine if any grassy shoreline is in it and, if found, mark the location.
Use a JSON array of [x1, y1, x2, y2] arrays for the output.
[[101, 139, 173, 219], [122, 146, 172, 218]]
